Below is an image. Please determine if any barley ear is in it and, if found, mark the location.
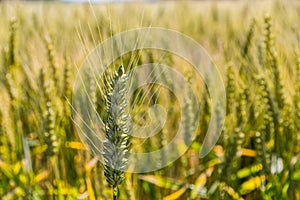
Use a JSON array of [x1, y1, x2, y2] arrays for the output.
[[226, 66, 236, 115], [103, 65, 130, 199], [8, 18, 17, 68], [242, 19, 255, 57]]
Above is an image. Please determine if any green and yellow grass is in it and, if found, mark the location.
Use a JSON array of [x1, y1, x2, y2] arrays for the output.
[[0, 1, 300, 199]]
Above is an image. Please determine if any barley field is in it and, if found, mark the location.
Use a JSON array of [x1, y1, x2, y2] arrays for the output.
[[0, 1, 300, 200]]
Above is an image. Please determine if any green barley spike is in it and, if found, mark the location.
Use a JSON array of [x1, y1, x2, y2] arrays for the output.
[[226, 66, 235, 115], [5, 73, 18, 102], [236, 88, 247, 128], [255, 131, 270, 176], [44, 101, 59, 156], [271, 50, 286, 110], [257, 76, 275, 142], [44, 36, 59, 90], [220, 128, 244, 183], [242, 19, 255, 57], [199, 82, 211, 142], [258, 76, 283, 159], [103, 65, 130, 199], [262, 15, 286, 109], [183, 96, 195, 146], [62, 55, 72, 102], [263, 14, 273, 67], [62, 55, 73, 138], [8, 18, 17, 68], [40, 67, 59, 156], [281, 103, 294, 154]]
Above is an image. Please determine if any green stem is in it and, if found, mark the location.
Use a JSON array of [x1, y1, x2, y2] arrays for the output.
[[113, 186, 118, 200]]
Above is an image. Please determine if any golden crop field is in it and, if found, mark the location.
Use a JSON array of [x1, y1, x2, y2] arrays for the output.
[[0, 0, 300, 199]]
